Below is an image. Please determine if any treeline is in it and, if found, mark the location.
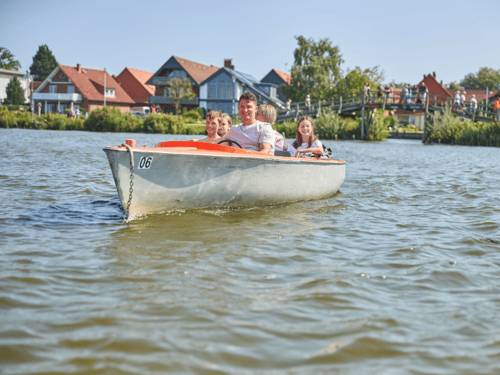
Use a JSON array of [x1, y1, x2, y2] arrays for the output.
[[0, 106, 206, 135]]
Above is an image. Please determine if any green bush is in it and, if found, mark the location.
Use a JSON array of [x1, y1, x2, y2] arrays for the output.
[[273, 120, 296, 138], [182, 125, 206, 135], [366, 109, 389, 141], [143, 113, 186, 134], [315, 110, 342, 140], [84, 106, 143, 132], [182, 108, 201, 123]]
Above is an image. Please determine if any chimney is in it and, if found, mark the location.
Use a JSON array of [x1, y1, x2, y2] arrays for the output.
[[423, 74, 425, 80], [77, 64, 82, 73], [433, 72, 436, 78], [224, 59, 233, 69]]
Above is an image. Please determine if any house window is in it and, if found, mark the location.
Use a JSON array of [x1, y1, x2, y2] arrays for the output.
[[49, 85, 57, 93], [60, 104, 67, 112], [67, 86, 75, 94], [105, 88, 115, 98], [47, 104, 55, 113]]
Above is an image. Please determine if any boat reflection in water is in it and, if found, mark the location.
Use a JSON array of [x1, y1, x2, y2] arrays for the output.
[[103, 140, 346, 217]]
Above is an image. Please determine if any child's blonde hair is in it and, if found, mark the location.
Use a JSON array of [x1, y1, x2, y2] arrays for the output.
[[257, 104, 276, 125]]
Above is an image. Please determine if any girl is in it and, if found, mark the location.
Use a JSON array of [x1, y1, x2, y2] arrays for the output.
[[218, 113, 232, 137], [288, 116, 323, 158]]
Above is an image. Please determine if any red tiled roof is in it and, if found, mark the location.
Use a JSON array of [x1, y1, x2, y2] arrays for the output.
[[32, 81, 43, 91], [115, 67, 155, 104], [59, 65, 135, 104], [418, 74, 453, 98], [273, 69, 291, 85], [173, 56, 219, 84]]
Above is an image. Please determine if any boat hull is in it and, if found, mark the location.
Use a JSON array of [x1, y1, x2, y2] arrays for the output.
[[104, 143, 345, 216]]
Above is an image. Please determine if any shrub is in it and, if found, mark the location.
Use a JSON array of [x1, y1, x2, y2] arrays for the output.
[[84, 106, 142, 132], [315, 109, 342, 140], [366, 109, 389, 141], [143, 113, 186, 134], [182, 125, 205, 135], [182, 108, 201, 123], [273, 120, 296, 138]]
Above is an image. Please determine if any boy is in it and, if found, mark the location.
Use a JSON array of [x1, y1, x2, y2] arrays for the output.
[[192, 110, 222, 143]]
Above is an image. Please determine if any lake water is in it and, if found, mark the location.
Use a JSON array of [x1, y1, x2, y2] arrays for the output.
[[1, 128, 500, 375]]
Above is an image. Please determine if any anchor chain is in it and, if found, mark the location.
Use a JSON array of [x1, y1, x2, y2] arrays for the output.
[[122, 144, 134, 220]]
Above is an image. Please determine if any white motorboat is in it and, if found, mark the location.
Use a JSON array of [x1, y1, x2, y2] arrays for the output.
[[103, 140, 346, 217]]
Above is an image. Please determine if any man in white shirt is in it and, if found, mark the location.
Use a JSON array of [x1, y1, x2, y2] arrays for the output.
[[224, 92, 275, 154]]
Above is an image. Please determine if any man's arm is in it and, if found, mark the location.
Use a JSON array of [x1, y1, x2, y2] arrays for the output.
[[259, 142, 272, 153]]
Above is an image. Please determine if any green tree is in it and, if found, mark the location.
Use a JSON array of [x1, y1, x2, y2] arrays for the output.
[[29, 44, 58, 81], [460, 67, 500, 90], [281, 36, 344, 102], [166, 77, 195, 115], [4, 76, 26, 105], [335, 66, 384, 98], [448, 81, 461, 90], [0, 47, 21, 70]]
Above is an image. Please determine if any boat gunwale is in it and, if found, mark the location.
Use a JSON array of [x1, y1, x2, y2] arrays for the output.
[[103, 146, 346, 165]]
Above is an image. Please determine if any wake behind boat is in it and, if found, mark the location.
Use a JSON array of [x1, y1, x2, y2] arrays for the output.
[[103, 140, 346, 217]]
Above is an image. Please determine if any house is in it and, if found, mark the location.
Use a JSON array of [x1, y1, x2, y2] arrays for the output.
[[260, 69, 291, 102], [147, 56, 219, 113], [115, 67, 155, 107], [32, 64, 135, 114], [198, 59, 285, 115], [0, 68, 30, 105]]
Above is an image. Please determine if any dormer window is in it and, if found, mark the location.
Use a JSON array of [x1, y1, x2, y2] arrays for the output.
[[105, 88, 115, 98], [49, 85, 57, 93]]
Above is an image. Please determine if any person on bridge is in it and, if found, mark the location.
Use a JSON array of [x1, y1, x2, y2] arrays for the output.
[[286, 98, 291, 116], [494, 98, 500, 122], [470, 95, 477, 114], [305, 94, 311, 110], [418, 84, 428, 104], [454, 92, 461, 111]]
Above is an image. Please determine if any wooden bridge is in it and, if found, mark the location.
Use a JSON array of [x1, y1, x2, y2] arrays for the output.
[[277, 91, 498, 140]]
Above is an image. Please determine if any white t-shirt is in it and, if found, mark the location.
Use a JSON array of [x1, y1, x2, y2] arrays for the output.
[[287, 139, 323, 157], [225, 120, 275, 152]]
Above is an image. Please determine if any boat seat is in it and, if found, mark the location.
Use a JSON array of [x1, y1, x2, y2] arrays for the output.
[[275, 150, 293, 157]]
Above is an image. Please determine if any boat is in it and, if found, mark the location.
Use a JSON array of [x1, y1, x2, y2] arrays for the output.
[[103, 140, 346, 217]]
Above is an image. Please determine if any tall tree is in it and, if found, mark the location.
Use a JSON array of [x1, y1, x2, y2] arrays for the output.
[[460, 67, 500, 90], [335, 66, 384, 98], [29, 44, 58, 81], [166, 77, 195, 115], [4, 76, 26, 105], [0, 47, 21, 70], [281, 36, 344, 102]]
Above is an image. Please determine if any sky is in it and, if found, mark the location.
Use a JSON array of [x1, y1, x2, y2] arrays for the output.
[[1, 0, 499, 87]]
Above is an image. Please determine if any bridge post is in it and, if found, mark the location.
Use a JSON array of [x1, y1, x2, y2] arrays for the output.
[[361, 94, 365, 140], [423, 94, 429, 143], [295, 103, 299, 122], [382, 94, 386, 110], [339, 96, 343, 114], [317, 100, 321, 117]]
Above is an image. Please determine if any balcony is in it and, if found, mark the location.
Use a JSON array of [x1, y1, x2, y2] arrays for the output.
[[33, 93, 82, 102], [149, 96, 199, 105]]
